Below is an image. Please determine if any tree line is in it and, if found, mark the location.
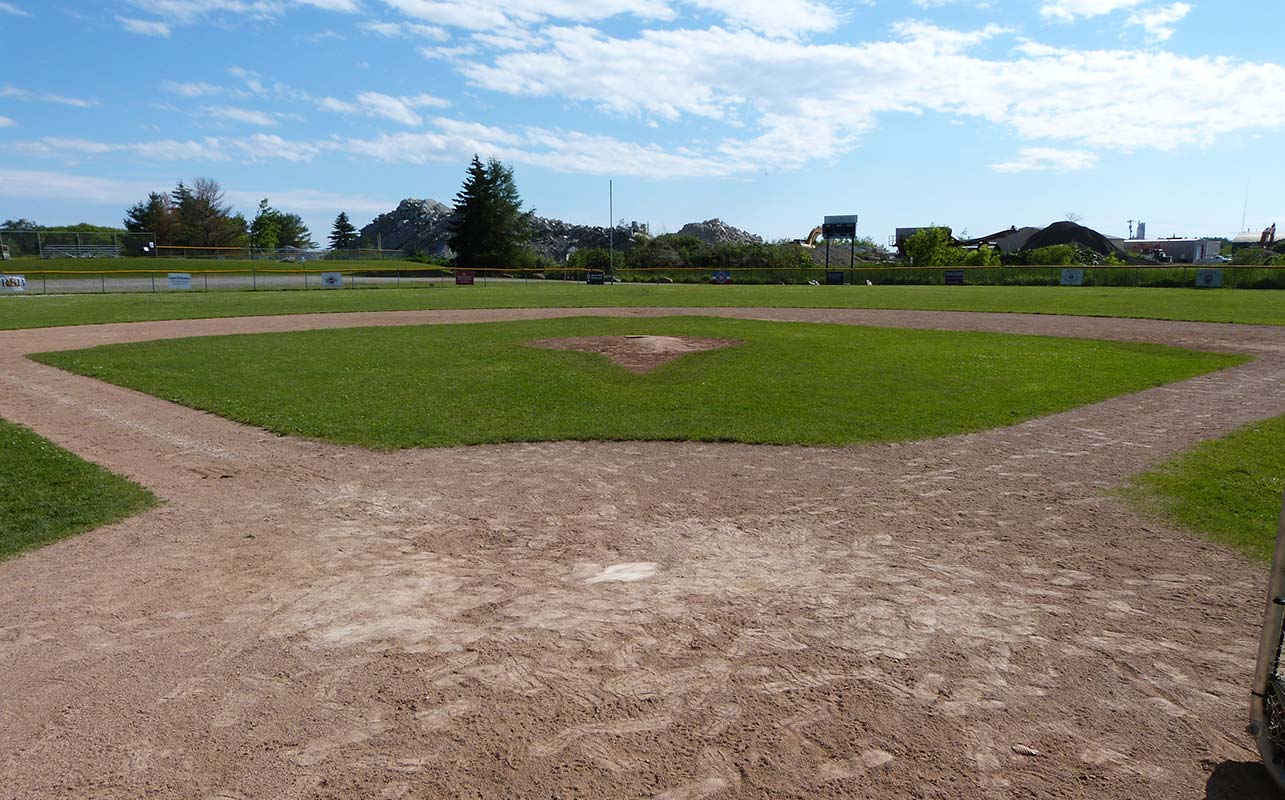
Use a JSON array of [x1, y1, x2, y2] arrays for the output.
[[123, 178, 316, 251]]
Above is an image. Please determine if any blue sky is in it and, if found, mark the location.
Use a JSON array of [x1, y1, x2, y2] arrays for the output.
[[0, 0, 1281, 245]]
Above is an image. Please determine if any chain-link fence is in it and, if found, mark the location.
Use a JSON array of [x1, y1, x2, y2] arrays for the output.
[[1, 263, 1284, 295]]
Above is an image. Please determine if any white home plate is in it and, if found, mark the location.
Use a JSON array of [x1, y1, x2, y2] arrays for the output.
[[584, 562, 660, 584]]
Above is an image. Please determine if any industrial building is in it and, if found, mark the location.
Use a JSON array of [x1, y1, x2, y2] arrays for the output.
[[1120, 237, 1222, 263]]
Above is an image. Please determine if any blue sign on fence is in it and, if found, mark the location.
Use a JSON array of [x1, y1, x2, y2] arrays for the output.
[[711, 270, 732, 284], [944, 270, 965, 286], [586, 271, 606, 285], [1060, 268, 1084, 286], [321, 272, 343, 288], [167, 273, 191, 290]]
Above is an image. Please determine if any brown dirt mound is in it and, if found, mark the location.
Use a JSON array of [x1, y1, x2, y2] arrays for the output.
[[528, 334, 741, 373]]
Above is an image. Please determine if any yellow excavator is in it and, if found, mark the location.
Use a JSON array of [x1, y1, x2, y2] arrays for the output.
[[793, 226, 822, 249]]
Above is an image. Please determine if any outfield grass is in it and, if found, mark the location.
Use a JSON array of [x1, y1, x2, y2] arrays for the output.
[[0, 418, 158, 560], [1126, 416, 1285, 562], [35, 316, 1243, 449], [3, 283, 1285, 331]]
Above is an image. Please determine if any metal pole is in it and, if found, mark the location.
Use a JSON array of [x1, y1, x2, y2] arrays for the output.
[[204, 273, 208, 292], [609, 179, 614, 276], [151, 273, 155, 293], [36, 231, 42, 258], [100, 273, 105, 293], [849, 235, 855, 285], [825, 238, 830, 272], [253, 270, 257, 291]]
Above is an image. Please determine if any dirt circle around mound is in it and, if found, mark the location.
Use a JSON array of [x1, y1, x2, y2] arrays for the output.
[[527, 334, 742, 373]]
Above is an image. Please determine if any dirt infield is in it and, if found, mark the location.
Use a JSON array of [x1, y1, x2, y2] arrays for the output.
[[2, 307, 1285, 799]]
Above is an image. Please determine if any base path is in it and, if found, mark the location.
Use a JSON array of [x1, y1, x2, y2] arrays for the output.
[[2, 307, 1285, 799]]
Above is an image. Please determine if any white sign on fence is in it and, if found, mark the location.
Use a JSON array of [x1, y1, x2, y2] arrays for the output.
[[1060, 268, 1084, 286], [1, 274, 26, 293], [167, 273, 192, 290], [321, 272, 343, 288]]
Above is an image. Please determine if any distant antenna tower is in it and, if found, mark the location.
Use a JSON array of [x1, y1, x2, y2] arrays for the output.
[[1127, 220, 1135, 239]]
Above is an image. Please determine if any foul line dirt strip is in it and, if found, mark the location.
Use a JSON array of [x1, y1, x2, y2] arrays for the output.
[[2, 307, 1285, 799]]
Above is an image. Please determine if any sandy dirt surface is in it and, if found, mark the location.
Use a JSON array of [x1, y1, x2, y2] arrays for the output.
[[2, 306, 1285, 799], [528, 335, 741, 373]]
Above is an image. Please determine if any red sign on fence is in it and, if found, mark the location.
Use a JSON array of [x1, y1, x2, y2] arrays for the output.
[[456, 270, 475, 286]]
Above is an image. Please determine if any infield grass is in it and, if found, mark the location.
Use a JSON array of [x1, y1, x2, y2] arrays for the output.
[[0, 418, 158, 560], [1126, 416, 1285, 562], [4, 283, 1285, 331], [34, 316, 1243, 449]]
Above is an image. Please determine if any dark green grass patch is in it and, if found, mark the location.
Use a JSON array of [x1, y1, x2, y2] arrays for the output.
[[35, 317, 1243, 450], [0, 419, 157, 559], [4, 283, 1285, 331], [1126, 416, 1285, 562]]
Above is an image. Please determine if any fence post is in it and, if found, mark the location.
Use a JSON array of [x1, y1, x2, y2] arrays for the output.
[[101, 273, 105, 294], [151, 274, 155, 293], [204, 273, 209, 292], [253, 270, 257, 291]]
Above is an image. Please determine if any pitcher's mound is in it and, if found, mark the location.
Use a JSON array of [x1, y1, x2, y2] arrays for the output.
[[529, 335, 740, 373]]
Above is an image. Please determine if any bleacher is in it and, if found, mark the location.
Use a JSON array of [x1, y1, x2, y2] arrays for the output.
[[40, 245, 123, 259]]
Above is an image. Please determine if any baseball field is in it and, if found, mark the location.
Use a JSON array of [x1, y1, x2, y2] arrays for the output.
[[2, 284, 1283, 798]]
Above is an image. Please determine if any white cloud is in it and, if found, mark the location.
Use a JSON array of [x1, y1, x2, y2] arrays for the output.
[[360, 20, 451, 39], [0, 169, 156, 204], [684, 0, 840, 36], [380, 0, 673, 30], [990, 147, 1099, 173], [318, 91, 450, 125], [0, 2, 31, 16], [1039, 0, 1144, 21], [0, 86, 98, 107], [117, 16, 172, 36], [0, 116, 14, 128], [0, 168, 389, 221], [456, 21, 1285, 168], [161, 80, 239, 97], [202, 106, 281, 126], [1127, 2, 1190, 41]]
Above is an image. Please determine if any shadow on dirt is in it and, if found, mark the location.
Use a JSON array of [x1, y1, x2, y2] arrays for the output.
[[1206, 761, 1283, 799]]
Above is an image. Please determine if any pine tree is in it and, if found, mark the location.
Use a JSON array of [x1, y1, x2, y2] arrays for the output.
[[448, 155, 532, 268], [329, 211, 358, 250], [250, 199, 280, 252]]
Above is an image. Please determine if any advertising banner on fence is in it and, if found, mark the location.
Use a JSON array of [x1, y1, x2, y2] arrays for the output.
[[711, 270, 732, 284], [1, 274, 26, 292], [321, 272, 343, 288], [1195, 269, 1222, 288], [1060, 268, 1084, 286], [167, 273, 192, 290], [456, 271, 475, 286]]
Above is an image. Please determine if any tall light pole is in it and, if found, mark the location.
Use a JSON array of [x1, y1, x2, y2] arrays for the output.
[[608, 179, 614, 275]]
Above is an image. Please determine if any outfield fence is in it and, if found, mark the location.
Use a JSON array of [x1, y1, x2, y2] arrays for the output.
[[1, 263, 1283, 296]]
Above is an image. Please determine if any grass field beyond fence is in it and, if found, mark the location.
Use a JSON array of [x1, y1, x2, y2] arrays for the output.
[[0, 419, 158, 559], [4, 283, 1285, 330], [34, 316, 1244, 449]]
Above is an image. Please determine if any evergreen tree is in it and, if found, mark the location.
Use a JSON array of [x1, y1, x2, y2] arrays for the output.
[[250, 199, 280, 252], [329, 211, 359, 250], [123, 192, 176, 250], [448, 155, 532, 268], [274, 212, 316, 249]]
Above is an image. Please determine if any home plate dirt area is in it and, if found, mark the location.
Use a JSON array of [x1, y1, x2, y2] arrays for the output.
[[3, 307, 1285, 799]]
